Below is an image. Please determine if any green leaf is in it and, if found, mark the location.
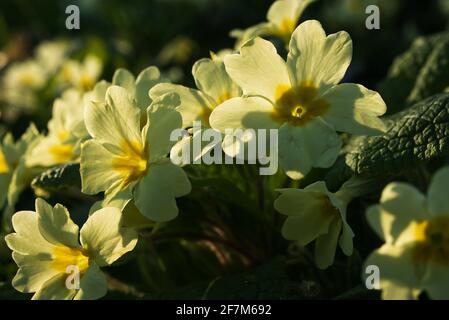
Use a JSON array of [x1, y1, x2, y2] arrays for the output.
[[379, 32, 449, 114], [327, 93, 449, 182], [31, 163, 81, 193]]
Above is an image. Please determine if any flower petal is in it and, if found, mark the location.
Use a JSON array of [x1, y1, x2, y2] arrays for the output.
[[314, 218, 342, 269], [210, 96, 279, 132], [364, 244, 419, 294], [267, 0, 316, 37], [36, 198, 80, 247], [288, 20, 352, 92], [134, 160, 191, 222], [339, 220, 354, 256], [149, 83, 214, 128], [427, 166, 449, 217], [112, 68, 135, 92], [80, 207, 138, 267], [80, 140, 124, 195], [322, 83, 387, 135], [278, 120, 341, 180], [192, 58, 241, 103], [84, 86, 142, 147], [5, 211, 54, 255], [26, 137, 76, 168], [145, 93, 183, 161], [224, 37, 291, 102], [31, 273, 76, 300], [11, 252, 58, 293], [230, 23, 270, 49], [381, 285, 420, 300], [135, 66, 167, 110], [367, 182, 428, 244], [73, 264, 108, 300], [275, 188, 336, 245]]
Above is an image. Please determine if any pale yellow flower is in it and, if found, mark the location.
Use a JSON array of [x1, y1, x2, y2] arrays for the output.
[[231, 0, 316, 48], [0, 125, 41, 226], [365, 167, 449, 299], [150, 56, 241, 128], [5, 198, 137, 300], [210, 20, 386, 179], [81, 86, 191, 221], [60, 55, 103, 91], [274, 181, 354, 269], [2, 60, 48, 110], [26, 89, 87, 167]]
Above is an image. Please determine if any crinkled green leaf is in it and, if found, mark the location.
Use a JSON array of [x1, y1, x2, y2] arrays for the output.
[[379, 32, 449, 114], [31, 163, 81, 192], [327, 93, 449, 184]]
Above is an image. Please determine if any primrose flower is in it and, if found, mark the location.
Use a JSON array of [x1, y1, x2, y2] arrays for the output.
[[35, 40, 69, 73], [274, 181, 354, 269], [60, 55, 102, 91], [78, 67, 168, 119], [150, 57, 241, 165], [112, 66, 169, 112], [5, 198, 137, 300], [150, 56, 241, 128], [231, 0, 316, 48], [0, 125, 41, 225], [210, 20, 387, 180], [81, 86, 191, 221], [364, 167, 449, 300], [26, 89, 87, 168], [2, 60, 48, 110]]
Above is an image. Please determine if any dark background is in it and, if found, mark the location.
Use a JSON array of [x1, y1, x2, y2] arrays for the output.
[[0, 0, 447, 90]]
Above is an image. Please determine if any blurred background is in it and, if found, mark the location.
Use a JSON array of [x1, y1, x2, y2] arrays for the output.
[[0, 0, 447, 133]]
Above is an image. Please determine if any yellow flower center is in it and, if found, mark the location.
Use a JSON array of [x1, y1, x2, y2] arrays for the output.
[[201, 92, 232, 126], [19, 74, 37, 86], [321, 196, 340, 217], [61, 64, 74, 81], [413, 216, 449, 266], [79, 74, 94, 91], [0, 150, 9, 173], [216, 92, 232, 105], [49, 144, 75, 163], [276, 18, 295, 43], [58, 131, 69, 142], [51, 246, 90, 273], [112, 140, 148, 188], [273, 81, 330, 126]]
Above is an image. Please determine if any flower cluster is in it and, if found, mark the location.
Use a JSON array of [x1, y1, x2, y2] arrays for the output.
[[2, 0, 441, 301], [0, 40, 102, 116]]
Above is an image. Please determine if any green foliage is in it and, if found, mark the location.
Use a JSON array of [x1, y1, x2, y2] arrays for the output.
[[31, 163, 81, 193], [379, 32, 449, 114], [327, 93, 449, 187]]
